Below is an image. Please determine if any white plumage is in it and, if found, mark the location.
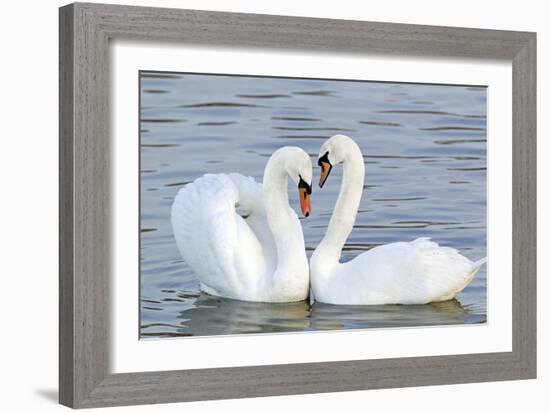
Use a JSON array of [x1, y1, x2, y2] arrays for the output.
[[313, 237, 486, 305], [311, 135, 487, 305], [171, 147, 312, 302]]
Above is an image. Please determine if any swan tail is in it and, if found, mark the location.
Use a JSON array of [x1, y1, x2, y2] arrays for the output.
[[466, 257, 487, 281], [473, 257, 487, 269], [441, 256, 486, 299]]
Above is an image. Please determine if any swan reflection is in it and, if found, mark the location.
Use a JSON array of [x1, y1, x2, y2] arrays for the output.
[[142, 293, 477, 338], [177, 293, 310, 336]]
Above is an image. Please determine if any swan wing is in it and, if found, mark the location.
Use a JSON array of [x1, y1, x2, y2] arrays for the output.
[[409, 237, 485, 302], [171, 173, 269, 299], [402, 238, 485, 302], [329, 238, 484, 305]]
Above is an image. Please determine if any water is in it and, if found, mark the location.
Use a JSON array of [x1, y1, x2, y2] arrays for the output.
[[139, 72, 487, 339]]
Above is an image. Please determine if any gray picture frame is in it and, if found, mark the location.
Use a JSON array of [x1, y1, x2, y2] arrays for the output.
[[59, 2, 536, 408]]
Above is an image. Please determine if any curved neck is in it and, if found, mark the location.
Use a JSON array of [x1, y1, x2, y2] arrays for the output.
[[262, 150, 305, 273], [314, 142, 364, 266]]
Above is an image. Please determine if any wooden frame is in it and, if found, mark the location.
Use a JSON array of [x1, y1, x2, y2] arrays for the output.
[[59, 2, 536, 408]]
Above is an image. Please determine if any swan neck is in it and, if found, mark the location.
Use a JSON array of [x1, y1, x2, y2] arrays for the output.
[[314, 144, 364, 265], [262, 153, 304, 271]]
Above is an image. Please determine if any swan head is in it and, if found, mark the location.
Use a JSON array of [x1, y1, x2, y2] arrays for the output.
[[318, 134, 357, 188], [275, 146, 313, 217]]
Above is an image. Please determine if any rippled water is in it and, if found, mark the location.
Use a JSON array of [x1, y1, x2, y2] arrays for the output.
[[139, 72, 487, 339]]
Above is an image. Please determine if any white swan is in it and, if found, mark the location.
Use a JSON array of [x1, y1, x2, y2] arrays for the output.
[[171, 147, 313, 303], [311, 135, 486, 305]]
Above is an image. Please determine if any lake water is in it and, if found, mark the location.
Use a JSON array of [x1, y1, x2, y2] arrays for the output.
[[139, 72, 487, 338]]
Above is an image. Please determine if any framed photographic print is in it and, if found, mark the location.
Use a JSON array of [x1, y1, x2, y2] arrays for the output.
[[59, 2, 536, 408]]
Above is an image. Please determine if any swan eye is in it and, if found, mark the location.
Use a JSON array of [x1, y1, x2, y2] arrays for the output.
[[298, 175, 312, 195], [318, 151, 330, 167]]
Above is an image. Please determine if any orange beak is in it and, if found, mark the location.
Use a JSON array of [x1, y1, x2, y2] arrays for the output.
[[319, 160, 332, 188], [299, 187, 311, 217], [298, 176, 312, 217]]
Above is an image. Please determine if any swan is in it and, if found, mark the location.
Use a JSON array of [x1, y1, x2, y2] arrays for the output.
[[310, 134, 487, 305], [171, 146, 313, 303]]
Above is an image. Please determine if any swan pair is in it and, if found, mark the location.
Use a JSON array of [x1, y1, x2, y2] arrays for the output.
[[171, 135, 486, 305]]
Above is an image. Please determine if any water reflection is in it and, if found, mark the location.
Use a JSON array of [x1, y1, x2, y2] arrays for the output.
[[310, 299, 475, 330], [140, 293, 477, 339], [179, 294, 311, 336]]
